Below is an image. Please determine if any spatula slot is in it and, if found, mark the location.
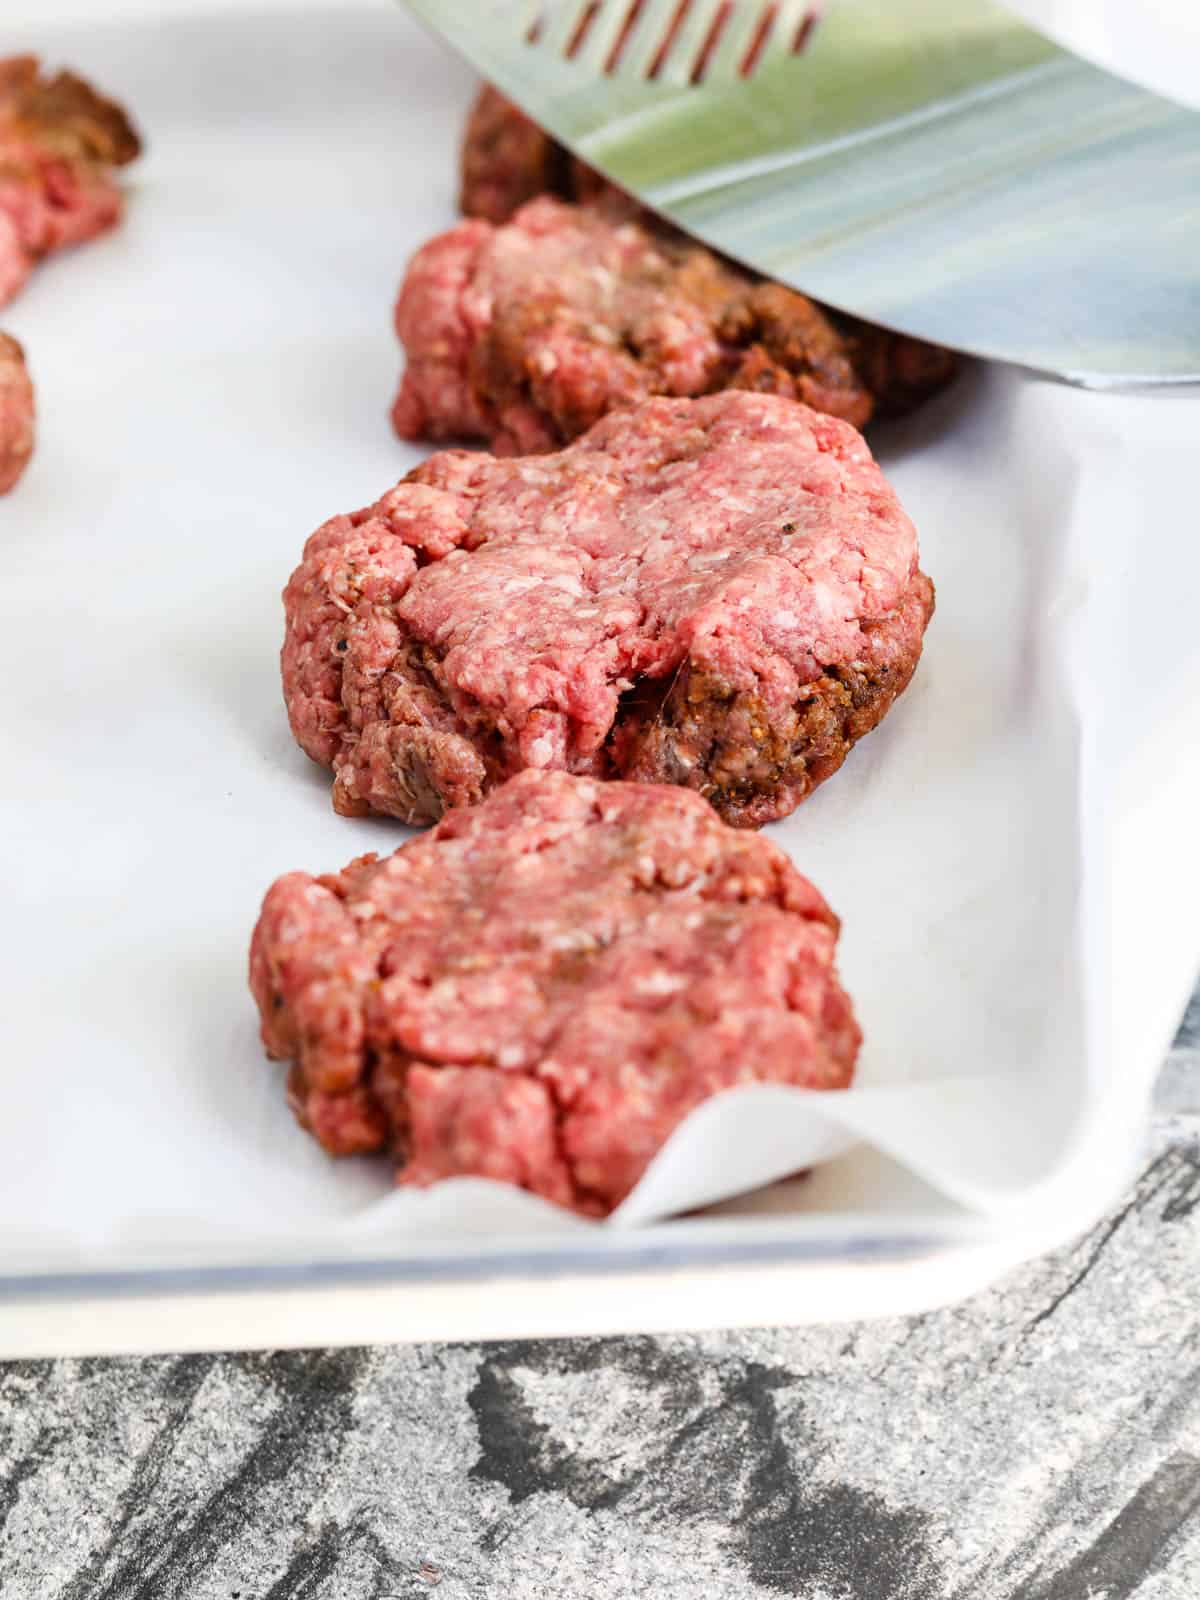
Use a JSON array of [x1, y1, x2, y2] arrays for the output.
[[605, 0, 649, 72], [793, 7, 817, 53], [740, 2, 778, 76], [648, 0, 694, 78], [689, 0, 733, 81], [565, 0, 602, 56]]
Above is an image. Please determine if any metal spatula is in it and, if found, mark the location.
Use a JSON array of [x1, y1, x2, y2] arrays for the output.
[[402, 0, 1200, 387]]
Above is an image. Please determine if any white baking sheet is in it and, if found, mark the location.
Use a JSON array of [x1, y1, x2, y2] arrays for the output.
[[1, 2, 1197, 1282]]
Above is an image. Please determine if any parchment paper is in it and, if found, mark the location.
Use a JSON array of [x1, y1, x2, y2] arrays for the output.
[[1, 3, 1196, 1273]]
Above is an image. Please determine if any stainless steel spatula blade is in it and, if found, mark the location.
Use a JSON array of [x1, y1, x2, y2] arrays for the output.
[[403, 0, 1200, 386]]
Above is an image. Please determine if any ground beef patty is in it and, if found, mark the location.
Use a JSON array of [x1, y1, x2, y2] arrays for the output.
[[0, 334, 33, 492], [250, 769, 860, 1213], [0, 55, 141, 307], [453, 87, 958, 427], [284, 390, 933, 829], [393, 195, 878, 450]]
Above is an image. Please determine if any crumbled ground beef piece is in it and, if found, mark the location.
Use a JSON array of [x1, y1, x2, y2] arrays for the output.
[[0, 55, 140, 306]]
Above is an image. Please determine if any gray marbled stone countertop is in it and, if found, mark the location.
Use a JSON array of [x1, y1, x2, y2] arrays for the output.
[[1, 985, 1197, 1600]]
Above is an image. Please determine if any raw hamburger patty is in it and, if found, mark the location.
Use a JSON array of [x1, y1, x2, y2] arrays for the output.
[[0, 333, 33, 492], [453, 86, 958, 425], [249, 769, 861, 1213], [0, 55, 141, 307], [393, 194, 958, 455], [393, 195, 876, 449], [284, 390, 933, 828]]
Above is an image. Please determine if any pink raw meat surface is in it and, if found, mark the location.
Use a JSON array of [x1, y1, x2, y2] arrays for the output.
[[249, 770, 860, 1214], [0, 55, 140, 308], [391, 195, 876, 453], [283, 390, 933, 829]]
